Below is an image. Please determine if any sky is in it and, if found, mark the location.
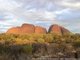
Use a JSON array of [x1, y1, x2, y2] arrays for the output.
[[0, 0, 80, 33]]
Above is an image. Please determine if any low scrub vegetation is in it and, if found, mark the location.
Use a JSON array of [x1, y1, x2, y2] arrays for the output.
[[0, 33, 80, 60]]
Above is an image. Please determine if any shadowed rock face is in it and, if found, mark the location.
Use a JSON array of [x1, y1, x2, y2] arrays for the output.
[[35, 26, 47, 34], [61, 27, 71, 35], [6, 23, 47, 34], [48, 24, 70, 35]]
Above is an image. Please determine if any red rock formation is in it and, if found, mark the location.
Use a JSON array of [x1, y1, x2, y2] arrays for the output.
[[61, 27, 70, 35], [48, 24, 70, 35], [6, 23, 70, 35], [6, 23, 47, 34], [35, 26, 47, 34], [21, 23, 35, 34], [6, 27, 21, 34]]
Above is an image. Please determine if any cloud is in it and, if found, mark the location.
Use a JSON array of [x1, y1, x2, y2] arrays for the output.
[[0, 0, 21, 11], [0, 0, 80, 33]]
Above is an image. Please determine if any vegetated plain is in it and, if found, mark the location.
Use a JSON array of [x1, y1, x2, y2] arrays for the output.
[[0, 33, 80, 60]]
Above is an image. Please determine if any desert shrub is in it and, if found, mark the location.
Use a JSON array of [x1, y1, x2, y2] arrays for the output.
[[17, 34, 30, 40], [0, 43, 10, 54], [0, 44, 4, 54], [43, 34, 53, 43], [73, 40, 80, 48], [36, 38, 45, 43], [21, 44, 33, 54]]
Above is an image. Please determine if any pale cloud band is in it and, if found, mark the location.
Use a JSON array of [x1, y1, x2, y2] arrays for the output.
[[0, 0, 80, 33]]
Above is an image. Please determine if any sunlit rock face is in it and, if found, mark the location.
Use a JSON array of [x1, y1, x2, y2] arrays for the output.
[[35, 26, 47, 34], [6, 27, 21, 34], [6, 23, 47, 34], [48, 24, 71, 35], [6, 23, 71, 35], [21, 23, 35, 34]]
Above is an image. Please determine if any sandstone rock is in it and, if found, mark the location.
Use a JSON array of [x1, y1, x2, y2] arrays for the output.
[[21, 23, 35, 34], [35, 26, 47, 34], [48, 24, 70, 35], [6, 23, 47, 34], [6, 23, 71, 35], [6, 27, 21, 34], [61, 27, 70, 35]]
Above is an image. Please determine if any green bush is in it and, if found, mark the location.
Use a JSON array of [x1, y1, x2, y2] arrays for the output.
[[73, 40, 80, 47], [36, 38, 45, 43], [21, 44, 33, 54]]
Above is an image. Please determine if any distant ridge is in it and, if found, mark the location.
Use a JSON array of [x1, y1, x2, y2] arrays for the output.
[[6, 23, 71, 35]]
